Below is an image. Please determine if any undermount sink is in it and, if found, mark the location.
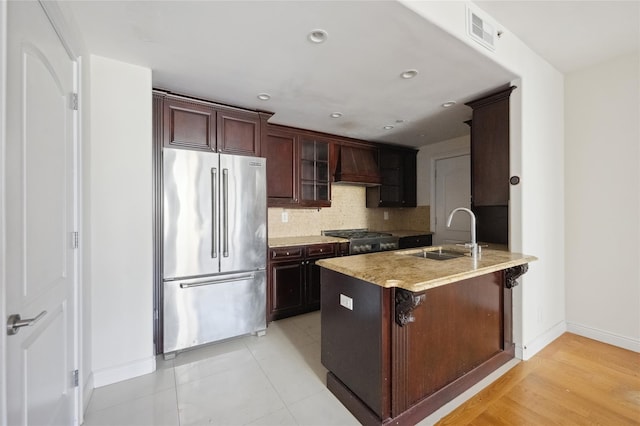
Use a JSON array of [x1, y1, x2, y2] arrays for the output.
[[407, 249, 466, 261]]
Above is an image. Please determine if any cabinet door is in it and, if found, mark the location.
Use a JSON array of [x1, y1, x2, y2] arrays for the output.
[[164, 97, 216, 151], [305, 243, 336, 309], [379, 149, 403, 206], [299, 137, 331, 207], [368, 147, 417, 208], [217, 109, 261, 156], [468, 88, 512, 206], [306, 259, 322, 309], [270, 261, 304, 320], [402, 150, 417, 207], [265, 128, 298, 206]]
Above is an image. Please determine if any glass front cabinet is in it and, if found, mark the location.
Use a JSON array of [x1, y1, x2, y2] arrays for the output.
[[299, 138, 330, 207]]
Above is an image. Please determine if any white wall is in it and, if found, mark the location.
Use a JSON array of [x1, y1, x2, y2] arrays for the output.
[[87, 55, 154, 386], [565, 53, 640, 351], [401, 1, 566, 358]]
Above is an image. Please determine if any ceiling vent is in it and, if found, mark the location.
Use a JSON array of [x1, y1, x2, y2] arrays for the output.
[[466, 6, 496, 51]]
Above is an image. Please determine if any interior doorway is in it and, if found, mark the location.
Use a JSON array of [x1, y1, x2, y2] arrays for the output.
[[433, 154, 471, 245], [3, 1, 79, 424]]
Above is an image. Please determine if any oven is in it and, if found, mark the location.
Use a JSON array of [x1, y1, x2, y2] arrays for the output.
[[322, 229, 399, 255]]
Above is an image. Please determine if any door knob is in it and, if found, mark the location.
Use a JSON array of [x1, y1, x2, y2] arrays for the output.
[[6, 311, 46, 335]]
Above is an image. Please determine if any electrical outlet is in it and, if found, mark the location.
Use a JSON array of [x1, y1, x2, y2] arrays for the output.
[[340, 294, 353, 310], [384, 211, 389, 220], [281, 211, 288, 223]]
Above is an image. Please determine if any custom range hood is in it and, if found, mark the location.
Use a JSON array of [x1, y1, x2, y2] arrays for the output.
[[333, 145, 382, 186]]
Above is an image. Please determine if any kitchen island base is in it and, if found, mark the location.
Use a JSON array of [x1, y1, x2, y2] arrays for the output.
[[320, 268, 520, 426]]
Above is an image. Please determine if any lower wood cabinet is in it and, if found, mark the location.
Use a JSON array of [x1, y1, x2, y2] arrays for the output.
[[398, 234, 433, 249], [268, 243, 337, 321]]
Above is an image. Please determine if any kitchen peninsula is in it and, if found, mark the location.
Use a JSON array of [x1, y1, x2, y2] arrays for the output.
[[317, 246, 536, 425]]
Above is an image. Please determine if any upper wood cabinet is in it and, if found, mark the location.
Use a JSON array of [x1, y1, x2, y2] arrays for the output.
[[264, 125, 333, 208], [163, 96, 216, 151], [466, 86, 515, 245], [158, 91, 261, 156], [466, 86, 515, 206], [298, 136, 331, 208], [264, 126, 298, 206], [366, 147, 417, 208], [217, 108, 261, 156]]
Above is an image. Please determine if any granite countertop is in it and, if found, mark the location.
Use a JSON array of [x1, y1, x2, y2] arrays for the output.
[[268, 235, 348, 248], [317, 245, 537, 293]]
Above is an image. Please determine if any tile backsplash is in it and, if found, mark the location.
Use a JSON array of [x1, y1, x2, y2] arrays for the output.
[[267, 185, 430, 238]]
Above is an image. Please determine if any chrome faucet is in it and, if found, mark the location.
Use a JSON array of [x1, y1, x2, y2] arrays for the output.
[[446, 207, 479, 258]]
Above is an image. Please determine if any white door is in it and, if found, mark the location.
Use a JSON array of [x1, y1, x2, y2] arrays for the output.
[[434, 155, 471, 245], [4, 1, 78, 425]]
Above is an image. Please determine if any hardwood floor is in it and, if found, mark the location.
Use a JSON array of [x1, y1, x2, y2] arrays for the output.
[[438, 333, 640, 425]]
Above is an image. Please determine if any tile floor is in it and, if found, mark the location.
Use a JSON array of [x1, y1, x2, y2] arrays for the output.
[[82, 311, 360, 426], [82, 311, 515, 426]]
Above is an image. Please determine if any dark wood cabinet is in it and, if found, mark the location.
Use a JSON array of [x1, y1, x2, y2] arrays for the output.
[[268, 243, 337, 321], [163, 96, 216, 151], [398, 234, 432, 249], [264, 126, 298, 206], [366, 147, 417, 208], [321, 268, 514, 424], [216, 108, 261, 156], [299, 137, 331, 207], [466, 87, 515, 207], [157, 91, 261, 156], [466, 86, 515, 245], [264, 125, 333, 208]]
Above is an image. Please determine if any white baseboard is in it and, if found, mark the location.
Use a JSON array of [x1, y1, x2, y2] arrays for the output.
[[567, 322, 640, 353], [521, 320, 567, 360], [92, 356, 156, 388]]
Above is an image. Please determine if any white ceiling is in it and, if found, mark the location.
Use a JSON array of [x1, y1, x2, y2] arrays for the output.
[[61, 1, 639, 148], [475, 1, 640, 74]]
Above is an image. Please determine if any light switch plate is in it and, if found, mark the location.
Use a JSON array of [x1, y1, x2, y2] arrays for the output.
[[340, 294, 353, 310], [281, 211, 288, 223]]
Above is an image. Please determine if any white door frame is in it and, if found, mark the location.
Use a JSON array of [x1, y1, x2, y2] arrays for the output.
[[0, 0, 9, 421], [1, 0, 83, 423]]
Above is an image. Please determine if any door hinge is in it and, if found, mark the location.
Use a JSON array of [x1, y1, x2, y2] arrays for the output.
[[70, 93, 78, 111], [72, 231, 79, 249], [72, 369, 79, 387]]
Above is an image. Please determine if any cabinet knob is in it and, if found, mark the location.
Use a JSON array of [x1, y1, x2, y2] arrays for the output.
[[320, 249, 323, 252], [286, 251, 290, 255]]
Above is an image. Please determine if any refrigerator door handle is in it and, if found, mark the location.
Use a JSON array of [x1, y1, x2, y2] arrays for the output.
[[211, 167, 218, 258], [178, 273, 255, 289], [222, 168, 229, 257]]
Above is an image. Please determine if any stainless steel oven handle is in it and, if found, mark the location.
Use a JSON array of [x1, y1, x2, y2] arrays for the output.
[[222, 168, 229, 257], [179, 274, 255, 289], [211, 167, 218, 258]]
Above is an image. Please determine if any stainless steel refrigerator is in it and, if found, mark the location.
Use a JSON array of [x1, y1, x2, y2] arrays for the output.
[[162, 148, 267, 354]]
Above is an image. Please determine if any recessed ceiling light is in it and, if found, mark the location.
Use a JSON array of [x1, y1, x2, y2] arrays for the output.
[[442, 101, 456, 108], [308, 29, 328, 43], [257, 93, 271, 101], [383, 125, 394, 130], [400, 69, 419, 79], [330, 112, 343, 118]]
